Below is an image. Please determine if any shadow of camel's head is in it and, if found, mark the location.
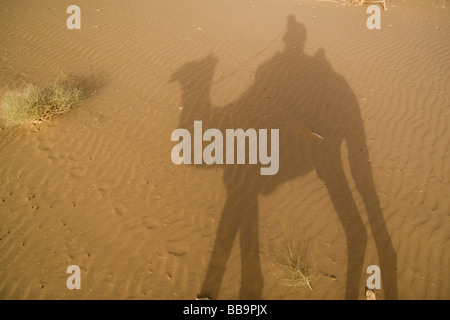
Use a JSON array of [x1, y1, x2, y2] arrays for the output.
[[169, 54, 219, 89]]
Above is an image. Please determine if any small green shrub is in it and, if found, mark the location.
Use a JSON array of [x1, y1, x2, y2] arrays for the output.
[[1, 81, 83, 126]]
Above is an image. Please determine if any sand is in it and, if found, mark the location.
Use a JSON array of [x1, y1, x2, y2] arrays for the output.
[[0, 0, 449, 300]]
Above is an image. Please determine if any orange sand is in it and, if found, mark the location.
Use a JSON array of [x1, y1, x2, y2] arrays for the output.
[[0, 0, 449, 299]]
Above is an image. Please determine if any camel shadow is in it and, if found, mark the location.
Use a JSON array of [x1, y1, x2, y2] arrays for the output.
[[170, 16, 398, 300]]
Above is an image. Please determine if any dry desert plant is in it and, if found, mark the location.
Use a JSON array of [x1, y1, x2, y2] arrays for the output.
[[281, 245, 313, 291], [266, 230, 314, 291], [1, 80, 83, 126], [317, 0, 388, 10]]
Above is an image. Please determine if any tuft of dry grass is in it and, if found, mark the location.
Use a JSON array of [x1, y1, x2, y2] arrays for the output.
[[266, 229, 314, 292], [280, 245, 313, 291], [317, 0, 388, 10], [0, 81, 83, 126]]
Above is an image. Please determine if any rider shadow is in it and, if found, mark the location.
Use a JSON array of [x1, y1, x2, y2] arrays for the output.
[[170, 16, 398, 300]]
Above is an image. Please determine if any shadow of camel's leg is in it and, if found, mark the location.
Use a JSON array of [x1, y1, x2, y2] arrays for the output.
[[315, 152, 368, 300], [239, 196, 263, 299], [200, 182, 259, 299], [200, 195, 240, 299], [348, 139, 398, 299]]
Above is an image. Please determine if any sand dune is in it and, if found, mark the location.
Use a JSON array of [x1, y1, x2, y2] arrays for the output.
[[0, 0, 449, 299]]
